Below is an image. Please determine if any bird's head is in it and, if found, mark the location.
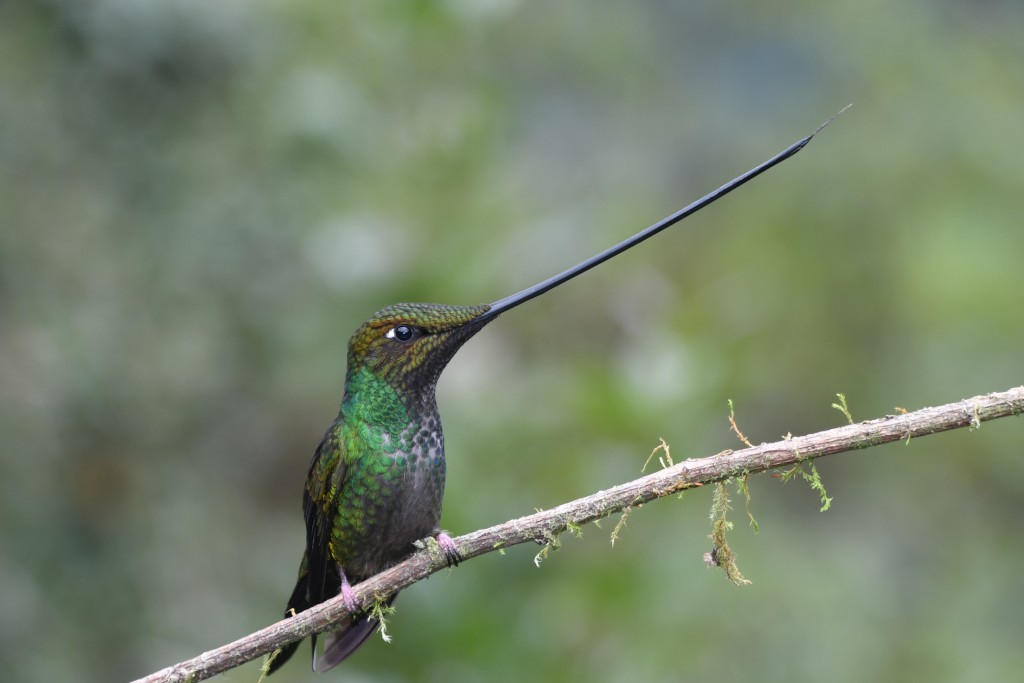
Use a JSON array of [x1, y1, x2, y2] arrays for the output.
[[346, 302, 494, 402]]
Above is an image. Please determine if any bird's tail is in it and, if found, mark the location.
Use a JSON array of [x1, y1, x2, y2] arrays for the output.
[[265, 556, 313, 676], [313, 592, 399, 672], [267, 555, 396, 675]]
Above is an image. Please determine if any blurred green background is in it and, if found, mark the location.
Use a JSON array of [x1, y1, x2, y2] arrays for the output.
[[2, 1, 1022, 681]]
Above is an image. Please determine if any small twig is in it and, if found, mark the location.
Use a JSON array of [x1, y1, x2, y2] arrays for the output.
[[832, 393, 854, 424], [728, 399, 754, 447], [610, 506, 633, 547]]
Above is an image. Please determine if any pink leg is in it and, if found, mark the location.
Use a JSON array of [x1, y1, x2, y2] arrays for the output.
[[436, 531, 462, 567], [339, 569, 358, 613]]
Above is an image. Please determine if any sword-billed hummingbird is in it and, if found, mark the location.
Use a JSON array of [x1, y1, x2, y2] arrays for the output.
[[268, 124, 830, 674]]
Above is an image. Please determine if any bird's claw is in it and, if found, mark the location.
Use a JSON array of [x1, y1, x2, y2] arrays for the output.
[[435, 531, 462, 567], [340, 578, 358, 613]]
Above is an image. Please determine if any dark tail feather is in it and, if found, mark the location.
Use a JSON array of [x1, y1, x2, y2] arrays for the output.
[[313, 593, 399, 673], [266, 561, 313, 676]]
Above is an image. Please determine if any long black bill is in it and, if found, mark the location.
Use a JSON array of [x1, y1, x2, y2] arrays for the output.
[[479, 108, 849, 323]]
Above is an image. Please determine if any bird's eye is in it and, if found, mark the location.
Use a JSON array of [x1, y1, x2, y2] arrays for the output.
[[385, 324, 415, 342]]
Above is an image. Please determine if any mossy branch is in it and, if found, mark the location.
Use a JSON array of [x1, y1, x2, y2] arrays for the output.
[[132, 385, 1024, 683]]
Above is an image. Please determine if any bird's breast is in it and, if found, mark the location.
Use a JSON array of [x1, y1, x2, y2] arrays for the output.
[[332, 416, 447, 575]]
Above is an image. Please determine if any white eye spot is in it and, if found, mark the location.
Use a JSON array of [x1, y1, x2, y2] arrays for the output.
[[385, 325, 415, 342]]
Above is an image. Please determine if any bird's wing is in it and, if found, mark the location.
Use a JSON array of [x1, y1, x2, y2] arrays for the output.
[[303, 421, 345, 607]]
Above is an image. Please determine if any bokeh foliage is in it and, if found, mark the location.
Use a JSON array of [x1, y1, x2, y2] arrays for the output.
[[1, 1, 1022, 681]]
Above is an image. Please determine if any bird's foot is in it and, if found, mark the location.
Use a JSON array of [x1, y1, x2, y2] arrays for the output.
[[435, 531, 462, 567], [339, 575, 359, 614]]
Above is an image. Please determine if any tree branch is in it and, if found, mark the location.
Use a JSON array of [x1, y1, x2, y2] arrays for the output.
[[133, 386, 1024, 683]]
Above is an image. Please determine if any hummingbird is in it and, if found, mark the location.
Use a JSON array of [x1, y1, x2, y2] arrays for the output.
[[267, 125, 826, 674]]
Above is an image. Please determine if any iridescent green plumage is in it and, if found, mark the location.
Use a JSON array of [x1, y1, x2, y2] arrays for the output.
[[269, 304, 490, 673]]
